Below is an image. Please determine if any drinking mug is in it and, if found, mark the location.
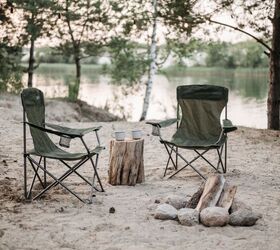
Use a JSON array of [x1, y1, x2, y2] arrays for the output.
[[131, 130, 142, 140], [112, 131, 126, 141]]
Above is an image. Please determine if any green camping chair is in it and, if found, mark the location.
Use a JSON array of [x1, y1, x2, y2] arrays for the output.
[[147, 84, 237, 179], [21, 88, 104, 203]]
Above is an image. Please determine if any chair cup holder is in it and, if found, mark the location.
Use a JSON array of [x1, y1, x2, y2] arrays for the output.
[[59, 136, 71, 148], [152, 126, 160, 136]]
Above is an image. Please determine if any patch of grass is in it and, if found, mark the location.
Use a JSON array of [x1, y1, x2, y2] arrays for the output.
[[160, 65, 269, 77]]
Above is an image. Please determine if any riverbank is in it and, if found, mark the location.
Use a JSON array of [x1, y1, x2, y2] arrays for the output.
[[0, 92, 120, 122], [0, 92, 279, 250]]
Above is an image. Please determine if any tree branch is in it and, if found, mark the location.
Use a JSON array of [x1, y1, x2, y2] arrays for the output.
[[156, 48, 171, 66], [208, 19, 272, 53], [78, 0, 90, 46]]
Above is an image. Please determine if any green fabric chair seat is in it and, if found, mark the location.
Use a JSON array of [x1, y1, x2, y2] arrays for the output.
[[161, 134, 226, 149], [27, 145, 104, 161]]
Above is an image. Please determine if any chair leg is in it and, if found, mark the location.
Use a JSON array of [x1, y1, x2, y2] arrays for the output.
[[27, 156, 50, 199], [60, 160, 92, 186], [23, 154, 28, 199], [163, 143, 177, 177], [175, 147, 178, 170], [80, 137, 104, 193], [194, 149, 221, 174], [28, 156, 87, 203], [50, 157, 90, 190], [216, 148, 224, 172], [27, 164, 40, 199], [167, 145, 207, 180], [89, 154, 104, 192], [43, 157, 47, 187], [224, 139, 227, 173], [25, 152, 104, 203]]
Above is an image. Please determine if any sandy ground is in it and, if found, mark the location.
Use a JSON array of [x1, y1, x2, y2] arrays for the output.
[[0, 93, 280, 250]]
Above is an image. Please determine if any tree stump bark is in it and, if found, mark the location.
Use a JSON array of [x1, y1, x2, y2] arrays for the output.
[[108, 139, 144, 186]]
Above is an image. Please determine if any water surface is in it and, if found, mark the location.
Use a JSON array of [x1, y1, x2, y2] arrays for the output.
[[26, 64, 268, 128]]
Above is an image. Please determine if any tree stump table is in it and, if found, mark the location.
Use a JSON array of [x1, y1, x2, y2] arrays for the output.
[[108, 139, 144, 186]]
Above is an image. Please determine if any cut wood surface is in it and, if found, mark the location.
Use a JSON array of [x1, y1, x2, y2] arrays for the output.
[[109, 139, 144, 186], [196, 175, 225, 212], [217, 182, 237, 211]]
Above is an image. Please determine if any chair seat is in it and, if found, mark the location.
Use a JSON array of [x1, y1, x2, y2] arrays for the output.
[[27, 145, 104, 161], [161, 134, 226, 149]]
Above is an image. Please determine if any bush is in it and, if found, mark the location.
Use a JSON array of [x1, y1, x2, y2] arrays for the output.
[[0, 45, 23, 93]]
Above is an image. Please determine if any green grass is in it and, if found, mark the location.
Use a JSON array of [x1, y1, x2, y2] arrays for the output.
[[21, 63, 103, 73], [160, 65, 269, 77], [34, 63, 103, 74]]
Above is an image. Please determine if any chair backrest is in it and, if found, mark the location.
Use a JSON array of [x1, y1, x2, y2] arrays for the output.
[[21, 88, 57, 154], [175, 85, 228, 141]]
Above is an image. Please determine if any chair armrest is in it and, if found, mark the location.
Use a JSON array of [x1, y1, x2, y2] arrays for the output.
[[45, 122, 102, 136], [223, 119, 237, 133], [25, 122, 81, 138], [146, 118, 177, 128]]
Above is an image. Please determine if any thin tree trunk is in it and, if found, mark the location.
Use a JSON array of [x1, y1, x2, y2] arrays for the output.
[[65, 0, 81, 102], [74, 56, 81, 100], [27, 37, 35, 88], [140, 0, 157, 121], [69, 56, 81, 101], [267, 0, 280, 130]]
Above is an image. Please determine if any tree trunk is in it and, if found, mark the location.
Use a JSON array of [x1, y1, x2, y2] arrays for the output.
[[268, 0, 280, 130], [69, 56, 81, 101], [27, 37, 35, 88], [140, 0, 157, 121]]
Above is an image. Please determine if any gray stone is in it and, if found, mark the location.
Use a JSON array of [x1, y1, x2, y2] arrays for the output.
[[229, 209, 261, 226], [164, 195, 187, 210], [230, 199, 252, 214], [178, 208, 199, 226], [200, 207, 229, 227], [154, 204, 178, 220]]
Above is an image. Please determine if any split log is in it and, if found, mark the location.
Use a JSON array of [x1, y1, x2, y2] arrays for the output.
[[196, 175, 225, 212], [108, 139, 144, 186], [186, 182, 205, 209], [217, 182, 237, 211]]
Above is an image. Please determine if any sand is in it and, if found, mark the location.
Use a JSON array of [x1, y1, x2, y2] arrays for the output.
[[0, 93, 280, 250]]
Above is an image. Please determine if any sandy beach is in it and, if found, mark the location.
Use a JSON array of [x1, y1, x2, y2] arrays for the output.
[[0, 93, 280, 250]]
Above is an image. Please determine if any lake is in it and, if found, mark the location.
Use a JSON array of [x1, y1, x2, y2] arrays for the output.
[[26, 64, 269, 128]]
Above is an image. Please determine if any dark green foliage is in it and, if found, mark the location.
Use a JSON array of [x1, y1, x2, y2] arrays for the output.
[[205, 42, 235, 68], [12, 0, 57, 87], [158, 0, 204, 36], [0, 44, 23, 93], [205, 41, 268, 68], [236, 42, 268, 68], [53, 0, 114, 101], [107, 38, 150, 85], [13, 0, 56, 45], [0, 3, 23, 92], [68, 80, 80, 102]]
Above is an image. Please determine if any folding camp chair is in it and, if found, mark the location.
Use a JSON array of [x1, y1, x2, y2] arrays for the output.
[[21, 88, 104, 203], [147, 84, 237, 179]]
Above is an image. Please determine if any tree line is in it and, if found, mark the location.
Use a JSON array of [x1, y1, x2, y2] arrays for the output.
[[24, 40, 268, 70], [0, 0, 279, 129]]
